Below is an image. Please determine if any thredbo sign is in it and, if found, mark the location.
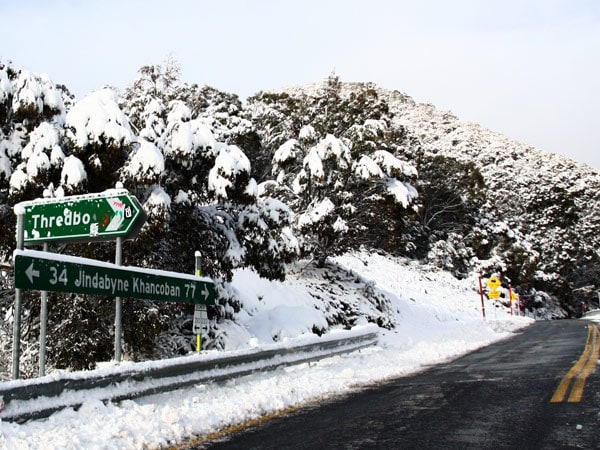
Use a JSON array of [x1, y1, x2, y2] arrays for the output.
[[19, 189, 147, 244], [14, 250, 216, 305]]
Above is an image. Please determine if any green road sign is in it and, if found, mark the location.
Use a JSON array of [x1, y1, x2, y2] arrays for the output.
[[17, 189, 147, 245], [14, 250, 216, 305]]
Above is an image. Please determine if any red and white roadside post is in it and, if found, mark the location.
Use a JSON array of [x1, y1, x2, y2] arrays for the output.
[[478, 275, 486, 320]]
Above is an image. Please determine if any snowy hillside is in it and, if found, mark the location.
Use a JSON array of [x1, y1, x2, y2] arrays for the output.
[[1, 59, 597, 378], [265, 80, 600, 316], [222, 250, 533, 349], [0, 252, 532, 448]]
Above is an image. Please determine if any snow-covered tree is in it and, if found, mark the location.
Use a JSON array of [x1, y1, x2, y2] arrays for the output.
[[121, 59, 298, 284], [2, 67, 69, 202], [64, 88, 134, 193], [11, 70, 65, 131], [250, 82, 419, 265]]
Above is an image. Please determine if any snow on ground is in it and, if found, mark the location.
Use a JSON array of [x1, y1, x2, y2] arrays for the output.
[[0, 252, 532, 449], [582, 310, 600, 323]]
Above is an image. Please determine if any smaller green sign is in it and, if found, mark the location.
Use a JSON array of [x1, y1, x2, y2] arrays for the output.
[[14, 250, 216, 305], [17, 189, 147, 245]]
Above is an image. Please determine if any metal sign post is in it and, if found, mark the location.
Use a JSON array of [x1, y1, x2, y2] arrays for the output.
[[11, 212, 24, 379], [39, 242, 49, 376], [193, 305, 208, 351], [193, 251, 209, 352], [115, 237, 123, 363]]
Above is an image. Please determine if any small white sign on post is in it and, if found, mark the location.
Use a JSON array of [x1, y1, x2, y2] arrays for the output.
[[193, 304, 209, 334]]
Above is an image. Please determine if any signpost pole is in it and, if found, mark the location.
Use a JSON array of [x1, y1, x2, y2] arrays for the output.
[[39, 242, 49, 376], [12, 212, 25, 379], [195, 251, 202, 352], [114, 237, 123, 363]]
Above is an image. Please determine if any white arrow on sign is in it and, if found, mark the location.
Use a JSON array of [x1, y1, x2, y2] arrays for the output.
[[105, 197, 125, 232], [25, 262, 40, 283], [201, 285, 210, 301]]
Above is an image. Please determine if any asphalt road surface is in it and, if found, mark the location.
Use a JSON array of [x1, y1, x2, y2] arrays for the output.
[[191, 320, 600, 449]]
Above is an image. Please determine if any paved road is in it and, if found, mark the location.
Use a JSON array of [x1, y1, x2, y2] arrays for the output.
[[197, 320, 600, 449]]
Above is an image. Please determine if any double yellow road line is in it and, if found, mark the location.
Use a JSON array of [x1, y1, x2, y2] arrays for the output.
[[551, 324, 600, 403]]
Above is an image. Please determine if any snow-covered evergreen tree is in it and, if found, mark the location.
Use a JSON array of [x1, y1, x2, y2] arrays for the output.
[[249, 78, 419, 265]]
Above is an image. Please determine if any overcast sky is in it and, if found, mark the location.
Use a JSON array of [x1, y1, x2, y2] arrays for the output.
[[2, 0, 599, 169]]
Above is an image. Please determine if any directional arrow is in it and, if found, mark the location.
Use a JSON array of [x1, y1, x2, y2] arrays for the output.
[[201, 284, 210, 301], [25, 262, 40, 283], [105, 197, 125, 232]]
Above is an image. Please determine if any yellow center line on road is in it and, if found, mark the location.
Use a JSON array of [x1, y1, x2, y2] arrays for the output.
[[568, 324, 600, 402], [550, 324, 600, 403]]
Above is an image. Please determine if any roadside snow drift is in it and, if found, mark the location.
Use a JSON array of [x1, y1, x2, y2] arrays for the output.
[[0, 252, 532, 449]]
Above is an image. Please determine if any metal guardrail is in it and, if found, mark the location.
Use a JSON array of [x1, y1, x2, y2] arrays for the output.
[[0, 330, 378, 423]]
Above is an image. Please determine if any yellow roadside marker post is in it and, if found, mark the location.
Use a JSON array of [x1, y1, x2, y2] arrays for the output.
[[194, 251, 202, 352]]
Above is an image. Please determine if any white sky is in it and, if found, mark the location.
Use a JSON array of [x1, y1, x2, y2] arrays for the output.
[[2, 0, 599, 168]]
